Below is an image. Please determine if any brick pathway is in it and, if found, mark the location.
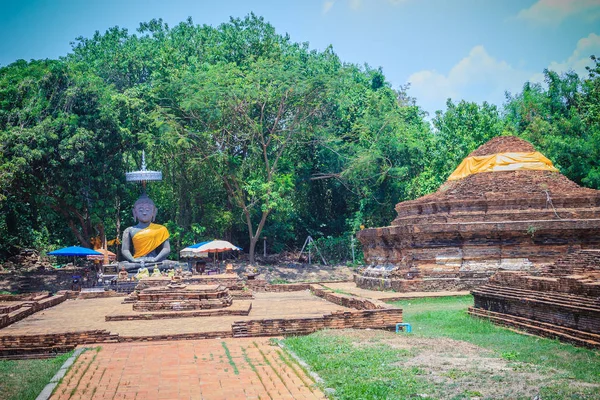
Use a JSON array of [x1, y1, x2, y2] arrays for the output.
[[50, 338, 325, 400]]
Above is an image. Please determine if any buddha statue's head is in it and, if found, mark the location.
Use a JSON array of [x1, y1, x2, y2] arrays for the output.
[[132, 194, 157, 224]]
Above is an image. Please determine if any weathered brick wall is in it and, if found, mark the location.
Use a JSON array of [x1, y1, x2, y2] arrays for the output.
[[0, 330, 117, 359], [0, 330, 116, 348], [118, 331, 233, 342], [359, 219, 600, 272], [490, 271, 600, 297], [246, 280, 312, 292], [231, 308, 402, 337], [473, 291, 600, 334], [134, 275, 245, 291], [0, 269, 98, 293], [0, 293, 67, 329], [355, 275, 487, 292], [56, 290, 80, 300], [130, 286, 233, 312], [77, 290, 124, 300], [542, 249, 600, 277], [132, 296, 233, 312], [246, 280, 350, 292], [0, 292, 49, 301], [106, 305, 250, 321], [470, 248, 600, 347], [229, 290, 254, 299], [309, 285, 387, 310], [469, 307, 600, 349]]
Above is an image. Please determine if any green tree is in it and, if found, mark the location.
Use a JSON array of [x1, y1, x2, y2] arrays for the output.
[[0, 59, 132, 251], [157, 46, 333, 262], [416, 99, 506, 193], [504, 59, 600, 189], [307, 66, 431, 231]]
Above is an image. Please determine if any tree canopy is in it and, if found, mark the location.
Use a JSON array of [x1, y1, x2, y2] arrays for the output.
[[1, 14, 598, 263]]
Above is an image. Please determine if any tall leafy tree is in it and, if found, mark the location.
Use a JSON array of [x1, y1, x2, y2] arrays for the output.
[[157, 46, 333, 261], [414, 99, 506, 193], [504, 59, 600, 189], [0, 59, 132, 251]]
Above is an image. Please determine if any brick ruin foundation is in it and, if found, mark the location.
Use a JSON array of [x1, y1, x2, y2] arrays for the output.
[[129, 284, 233, 312], [470, 249, 600, 348], [0, 279, 403, 359], [0, 292, 68, 329], [356, 136, 600, 292]]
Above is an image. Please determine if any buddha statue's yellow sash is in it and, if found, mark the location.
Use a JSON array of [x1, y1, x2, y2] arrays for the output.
[[447, 152, 558, 181], [132, 223, 170, 258]]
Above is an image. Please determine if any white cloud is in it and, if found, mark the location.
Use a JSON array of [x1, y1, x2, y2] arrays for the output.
[[546, 33, 600, 76], [322, 1, 335, 14], [349, 0, 362, 10], [407, 45, 531, 114], [406, 33, 600, 116], [517, 0, 600, 25]]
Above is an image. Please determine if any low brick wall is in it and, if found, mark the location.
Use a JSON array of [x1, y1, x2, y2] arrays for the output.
[[77, 290, 124, 300], [230, 290, 254, 299], [246, 279, 351, 293], [118, 331, 233, 342], [490, 271, 600, 298], [106, 304, 251, 321], [0, 269, 98, 293], [231, 308, 402, 338], [0, 330, 117, 359], [0, 293, 67, 329], [189, 276, 245, 290], [0, 303, 25, 314], [472, 288, 600, 334], [56, 290, 80, 300], [134, 275, 245, 291], [309, 285, 388, 310], [0, 292, 49, 301], [469, 307, 600, 348], [246, 280, 312, 292], [355, 275, 488, 292]]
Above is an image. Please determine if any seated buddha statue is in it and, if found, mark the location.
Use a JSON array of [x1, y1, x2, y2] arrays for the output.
[[120, 194, 177, 272]]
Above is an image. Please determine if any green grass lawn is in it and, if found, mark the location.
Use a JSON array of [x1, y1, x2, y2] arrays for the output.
[[0, 352, 72, 400], [284, 295, 600, 400], [395, 296, 600, 384]]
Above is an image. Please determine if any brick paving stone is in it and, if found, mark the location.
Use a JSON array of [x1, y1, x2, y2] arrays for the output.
[[49, 338, 325, 400]]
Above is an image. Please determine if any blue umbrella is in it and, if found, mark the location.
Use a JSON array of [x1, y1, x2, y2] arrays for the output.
[[48, 246, 103, 257]]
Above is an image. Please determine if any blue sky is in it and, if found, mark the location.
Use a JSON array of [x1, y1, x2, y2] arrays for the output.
[[1, 0, 599, 115]]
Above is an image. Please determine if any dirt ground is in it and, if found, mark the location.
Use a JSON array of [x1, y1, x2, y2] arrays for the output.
[[333, 329, 600, 400]]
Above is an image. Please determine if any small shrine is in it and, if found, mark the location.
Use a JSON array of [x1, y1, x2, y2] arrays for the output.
[[356, 136, 600, 291]]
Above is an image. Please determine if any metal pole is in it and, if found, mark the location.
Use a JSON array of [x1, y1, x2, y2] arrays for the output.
[[351, 234, 355, 264], [263, 237, 267, 258]]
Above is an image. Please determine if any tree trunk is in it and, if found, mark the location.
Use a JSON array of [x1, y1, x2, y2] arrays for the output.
[[249, 236, 258, 264]]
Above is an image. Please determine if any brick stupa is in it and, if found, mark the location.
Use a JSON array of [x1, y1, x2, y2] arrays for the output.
[[356, 136, 600, 292]]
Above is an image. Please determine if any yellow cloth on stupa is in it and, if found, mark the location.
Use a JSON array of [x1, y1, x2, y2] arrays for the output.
[[132, 223, 170, 258], [447, 151, 558, 181]]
